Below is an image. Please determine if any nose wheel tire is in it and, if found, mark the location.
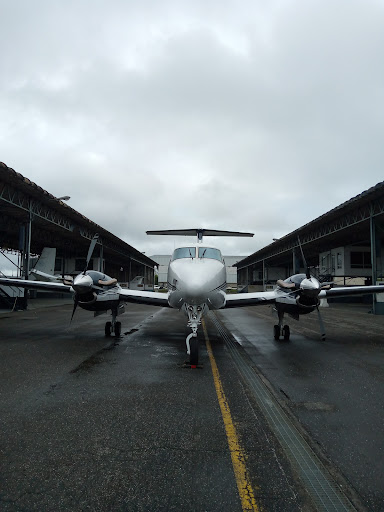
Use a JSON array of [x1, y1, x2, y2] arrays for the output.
[[189, 337, 199, 367]]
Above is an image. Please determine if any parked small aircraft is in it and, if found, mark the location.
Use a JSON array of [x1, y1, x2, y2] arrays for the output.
[[1, 229, 383, 367]]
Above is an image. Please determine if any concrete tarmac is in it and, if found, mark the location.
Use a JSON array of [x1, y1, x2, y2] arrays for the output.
[[0, 299, 383, 511]]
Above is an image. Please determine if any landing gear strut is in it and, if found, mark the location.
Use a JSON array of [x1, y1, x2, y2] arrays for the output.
[[273, 310, 290, 341]]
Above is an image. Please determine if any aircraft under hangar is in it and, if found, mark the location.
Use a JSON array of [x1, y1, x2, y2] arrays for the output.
[[234, 180, 384, 315], [1, 162, 384, 367], [0, 161, 157, 310]]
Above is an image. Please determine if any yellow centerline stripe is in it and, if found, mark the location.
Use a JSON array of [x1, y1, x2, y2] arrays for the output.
[[202, 320, 260, 512]]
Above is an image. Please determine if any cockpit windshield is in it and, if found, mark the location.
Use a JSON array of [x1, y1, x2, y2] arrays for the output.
[[172, 247, 196, 260], [198, 247, 222, 261]]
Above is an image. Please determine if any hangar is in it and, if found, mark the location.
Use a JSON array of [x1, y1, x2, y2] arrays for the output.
[[0, 162, 156, 308], [236, 181, 384, 313]]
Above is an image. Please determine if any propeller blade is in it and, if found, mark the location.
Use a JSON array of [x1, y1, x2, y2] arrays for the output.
[[70, 297, 79, 323], [83, 233, 99, 273], [319, 281, 334, 288], [296, 235, 312, 278]]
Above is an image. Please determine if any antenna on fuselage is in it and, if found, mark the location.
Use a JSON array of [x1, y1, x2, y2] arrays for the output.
[[146, 228, 254, 243]]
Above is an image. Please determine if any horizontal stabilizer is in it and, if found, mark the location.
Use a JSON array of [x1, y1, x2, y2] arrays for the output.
[[147, 228, 254, 240]]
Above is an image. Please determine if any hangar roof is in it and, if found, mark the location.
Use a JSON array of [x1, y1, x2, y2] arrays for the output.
[[0, 162, 156, 268], [237, 181, 384, 269]]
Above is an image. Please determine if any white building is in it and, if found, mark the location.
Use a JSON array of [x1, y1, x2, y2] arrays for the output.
[[319, 245, 379, 285]]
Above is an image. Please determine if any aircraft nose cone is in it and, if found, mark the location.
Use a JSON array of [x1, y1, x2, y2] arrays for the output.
[[300, 278, 320, 296], [72, 274, 93, 294], [178, 276, 206, 300], [177, 266, 224, 304]]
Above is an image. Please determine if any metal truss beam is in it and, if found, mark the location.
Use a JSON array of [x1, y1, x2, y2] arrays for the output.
[[0, 182, 75, 231], [0, 170, 155, 269], [239, 196, 384, 269]]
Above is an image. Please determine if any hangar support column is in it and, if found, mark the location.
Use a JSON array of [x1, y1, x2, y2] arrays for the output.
[[19, 205, 32, 309], [370, 215, 384, 314]]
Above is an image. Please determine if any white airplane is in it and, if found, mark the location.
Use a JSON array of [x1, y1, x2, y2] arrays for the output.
[[1, 229, 383, 368]]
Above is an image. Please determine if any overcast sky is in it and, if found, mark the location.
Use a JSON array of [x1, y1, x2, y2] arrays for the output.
[[1, 0, 383, 264]]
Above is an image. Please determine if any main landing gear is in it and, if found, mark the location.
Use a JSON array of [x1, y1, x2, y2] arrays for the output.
[[274, 324, 290, 341], [184, 304, 206, 368], [105, 308, 122, 337], [274, 310, 290, 341]]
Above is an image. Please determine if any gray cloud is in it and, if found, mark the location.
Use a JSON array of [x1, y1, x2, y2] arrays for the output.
[[1, 0, 383, 261]]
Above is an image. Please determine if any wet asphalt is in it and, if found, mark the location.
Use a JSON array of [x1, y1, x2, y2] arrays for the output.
[[0, 299, 383, 511], [216, 302, 384, 512]]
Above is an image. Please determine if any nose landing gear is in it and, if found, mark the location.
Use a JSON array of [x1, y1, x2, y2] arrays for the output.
[[273, 324, 290, 340], [273, 310, 291, 341], [104, 307, 122, 337], [184, 304, 206, 368]]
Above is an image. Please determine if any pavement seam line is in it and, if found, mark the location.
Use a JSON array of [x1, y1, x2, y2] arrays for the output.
[[202, 319, 260, 512]]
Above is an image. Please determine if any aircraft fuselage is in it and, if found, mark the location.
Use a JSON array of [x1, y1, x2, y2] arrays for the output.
[[167, 244, 227, 310]]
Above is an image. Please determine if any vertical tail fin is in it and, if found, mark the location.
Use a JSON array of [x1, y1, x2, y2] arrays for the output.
[[32, 247, 56, 275]]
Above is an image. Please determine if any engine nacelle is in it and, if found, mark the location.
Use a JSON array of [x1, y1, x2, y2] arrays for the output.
[[296, 295, 320, 309], [78, 291, 97, 305]]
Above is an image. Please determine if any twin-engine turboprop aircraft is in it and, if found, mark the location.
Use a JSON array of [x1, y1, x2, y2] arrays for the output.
[[1, 229, 384, 367]]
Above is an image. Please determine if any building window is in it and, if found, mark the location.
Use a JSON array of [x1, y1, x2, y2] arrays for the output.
[[350, 251, 371, 269], [337, 253, 342, 269], [321, 255, 328, 269]]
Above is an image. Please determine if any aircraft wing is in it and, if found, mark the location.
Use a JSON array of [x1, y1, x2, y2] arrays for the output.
[[224, 285, 384, 307], [224, 290, 278, 308], [118, 288, 171, 307], [0, 277, 73, 293], [319, 285, 384, 299]]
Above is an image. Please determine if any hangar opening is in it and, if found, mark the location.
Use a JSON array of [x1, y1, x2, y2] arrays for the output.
[[236, 181, 384, 314], [0, 162, 157, 310]]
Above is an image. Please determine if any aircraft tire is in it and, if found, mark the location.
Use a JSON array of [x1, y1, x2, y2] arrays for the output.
[[283, 325, 290, 341], [105, 321, 112, 337], [115, 321, 121, 337], [273, 325, 280, 341], [189, 337, 199, 366]]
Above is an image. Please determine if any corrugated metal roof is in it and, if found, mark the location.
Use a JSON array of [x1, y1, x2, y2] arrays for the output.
[[236, 181, 384, 268], [0, 162, 156, 267]]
